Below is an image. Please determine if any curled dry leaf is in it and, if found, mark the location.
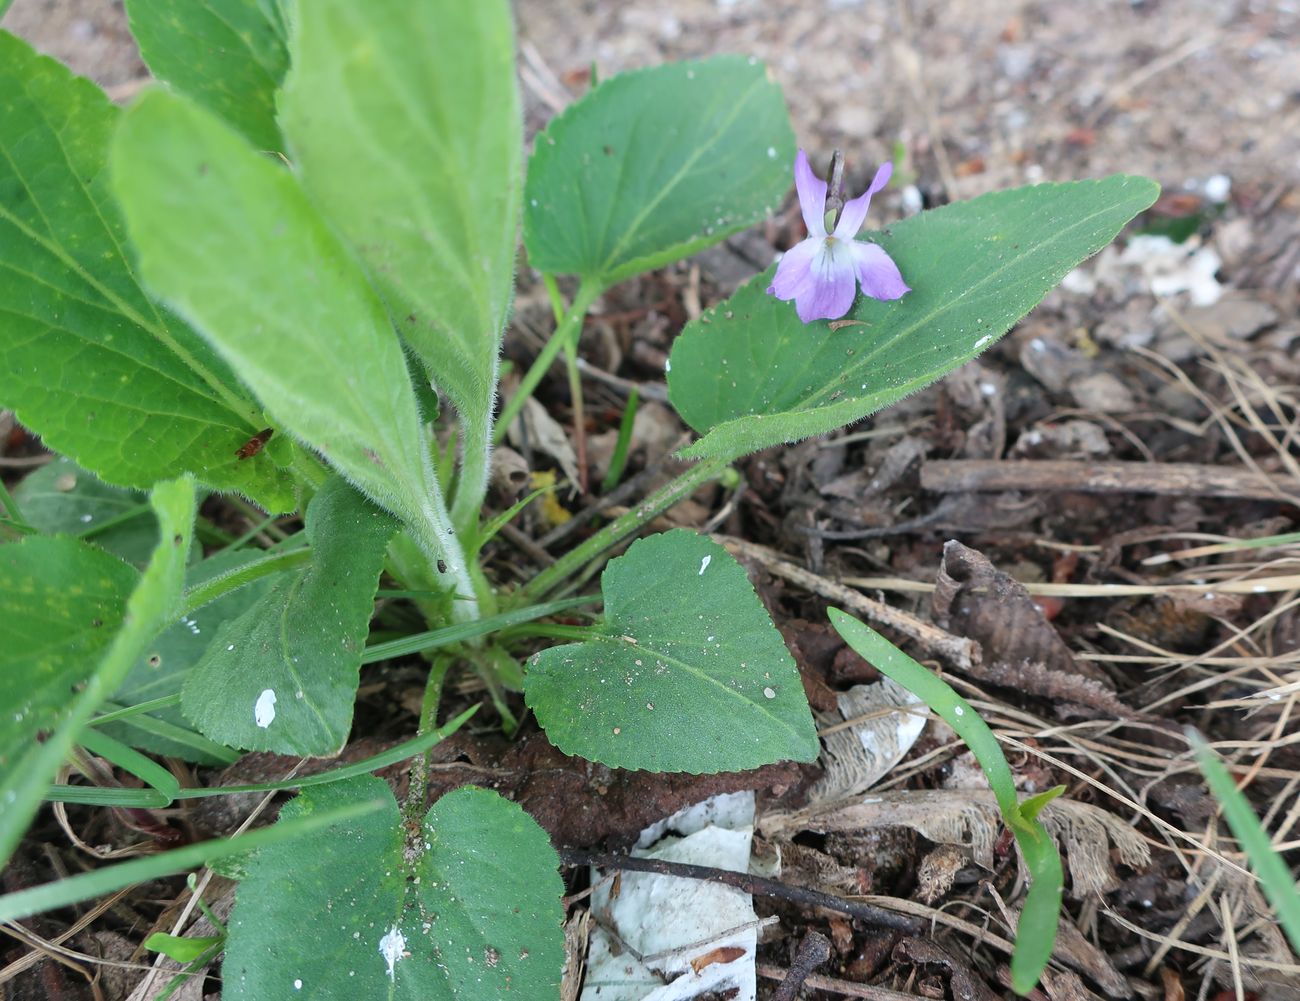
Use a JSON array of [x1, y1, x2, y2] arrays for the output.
[[760, 788, 1150, 898], [933, 542, 1122, 706], [809, 678, 926, 802]]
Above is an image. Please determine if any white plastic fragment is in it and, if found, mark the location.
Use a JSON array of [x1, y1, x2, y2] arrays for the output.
[[254, 689, 277, 729], [581, 791, 759, 1001]]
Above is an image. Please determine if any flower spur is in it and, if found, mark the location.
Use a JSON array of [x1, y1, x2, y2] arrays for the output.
[[767, 149, 910, 322]]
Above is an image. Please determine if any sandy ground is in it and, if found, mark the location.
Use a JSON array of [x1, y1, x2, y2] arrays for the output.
[[7, 1, 1298, 198]]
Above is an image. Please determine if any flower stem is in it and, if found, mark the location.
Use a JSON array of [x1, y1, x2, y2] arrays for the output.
[[494, 275, 603, 444], [517, 455, 729, 602]]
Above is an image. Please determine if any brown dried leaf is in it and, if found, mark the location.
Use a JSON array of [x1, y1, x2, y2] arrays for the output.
[[894, 938, 1000, 1001], [689, 945, 747, 973], [933, 542, 1120, 705]]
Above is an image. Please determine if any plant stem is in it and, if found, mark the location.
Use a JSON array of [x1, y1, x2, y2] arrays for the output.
[[518, 455, 728, 602], [494, 275, 603, 444], [449, 399, 492, 532], [403, 653, 452, 826], [179, 547, 312, 617]]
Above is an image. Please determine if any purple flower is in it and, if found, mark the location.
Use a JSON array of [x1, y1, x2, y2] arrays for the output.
[[767, 150, 910, 323]]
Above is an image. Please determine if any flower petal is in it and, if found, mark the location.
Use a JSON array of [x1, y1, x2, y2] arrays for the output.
[[766, 237, 821, 301], [851, 241, 910, 301], [833, 161, 893, 240], [796, 240, 858, 322], [794, 149, 828, 238]]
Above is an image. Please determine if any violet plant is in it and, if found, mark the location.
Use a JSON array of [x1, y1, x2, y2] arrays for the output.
[[0, 1, 1159, 997]]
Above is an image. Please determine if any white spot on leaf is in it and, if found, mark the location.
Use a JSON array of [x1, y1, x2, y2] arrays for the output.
[[698, 555, 712, 575], [254, 689, 277, 728], [379, 926, 406, 980]]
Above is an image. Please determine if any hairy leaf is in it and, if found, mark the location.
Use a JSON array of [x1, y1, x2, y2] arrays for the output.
[[225, 777, 564, 1000], [525, 529, 818, 772], [524, 57, 794, 286], [112, 90, 457, 567], [0, 33, 297, 511], [281, 0, 520, 477], [182, 478, 395, 755], [670, 176, 1160, 460]]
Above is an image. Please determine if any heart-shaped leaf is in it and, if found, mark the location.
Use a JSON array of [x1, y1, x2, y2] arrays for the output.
[[669, 175, 1160, 460], [523, 56, 794, 287], [525, 529, 818, 773], [182, 478, 396, 755], [124, 0, 290, 151], [0, 33, 297, 511], [14, 457, 159, 567], [280, 0, 521, 516], [224, 777, 564, 1000]]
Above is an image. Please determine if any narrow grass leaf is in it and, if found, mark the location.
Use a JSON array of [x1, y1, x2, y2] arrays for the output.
[[0, 795, 384, 924], [48, 705, 476, 807], [1190, 728, 1300, 954], [828, 609, 1064, 994]]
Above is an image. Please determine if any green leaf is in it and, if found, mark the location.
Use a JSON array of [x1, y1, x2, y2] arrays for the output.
[[0, 792, 384, 924], [224, 777, 564, 1000], [0, 32, 298, 512], [1190, 729, 1300, 955], [112, 89, 461, 572], [145, 932, 224, 964], [101, 547, 284, 763], [827, 609, 1063, 995], [523, 56, 795, 287], [182, 478, 396, 755], [670, 175, 1160, 460], [0, 476, 195, 868], [124, 0, 289, 151], [15, 456, 158, 565], [280, 0, 521, 500], [525, 529, 818, 772], [0, 535, 138, 827]]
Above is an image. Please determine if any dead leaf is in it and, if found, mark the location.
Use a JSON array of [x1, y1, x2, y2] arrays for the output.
[[810, 678, 926, 802], [690, 946, 747, 973]]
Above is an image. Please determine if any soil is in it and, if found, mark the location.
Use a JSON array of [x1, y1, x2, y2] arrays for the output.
[[3, 2, 1299, 1000]]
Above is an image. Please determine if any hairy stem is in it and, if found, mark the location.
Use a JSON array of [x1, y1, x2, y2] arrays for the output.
[[449, 394, 495, 533], [518, 455, 728, 601]]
